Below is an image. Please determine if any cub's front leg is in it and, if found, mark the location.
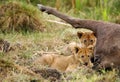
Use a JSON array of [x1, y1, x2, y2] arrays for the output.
[[65, 64, 78, 73]]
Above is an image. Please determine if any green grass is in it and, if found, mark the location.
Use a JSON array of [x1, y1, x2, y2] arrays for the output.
[[0, 1, 44, 32], [0, 0, 120, 82], [0, 17, 120, 82]]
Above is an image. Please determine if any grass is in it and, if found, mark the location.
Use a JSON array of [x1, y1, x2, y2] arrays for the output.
[[0, 13, 120, 82], [0, 1, 44, 32], [57, 0, 120, 23], [0, 0, 120, 82]]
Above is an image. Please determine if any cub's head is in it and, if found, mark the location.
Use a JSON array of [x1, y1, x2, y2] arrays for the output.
[[77, 32, 96, 47], [73, 46, 93, 66]]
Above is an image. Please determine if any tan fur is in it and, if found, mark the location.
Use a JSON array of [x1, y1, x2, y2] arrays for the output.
[[34, 47, 93, 72], [77, 32, 96, 47], [61, 32, 96, 56], [61, 42, 81, 55]]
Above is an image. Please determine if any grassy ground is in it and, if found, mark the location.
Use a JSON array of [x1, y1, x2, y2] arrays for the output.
[[0, 13, 120, 82], [0, 1, 120, 82]]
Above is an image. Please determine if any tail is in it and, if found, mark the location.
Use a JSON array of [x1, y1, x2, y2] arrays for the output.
[[37, 4, 120, 34], [37, 4, 75, 25], [38, 4, 108, 33]]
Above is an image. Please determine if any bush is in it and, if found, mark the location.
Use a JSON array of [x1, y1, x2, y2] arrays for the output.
[[0, 1, 44, 32]]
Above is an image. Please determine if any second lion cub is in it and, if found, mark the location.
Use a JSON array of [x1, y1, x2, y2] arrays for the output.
[[77, 32, 96, 47], [34, 46, 93, 72]]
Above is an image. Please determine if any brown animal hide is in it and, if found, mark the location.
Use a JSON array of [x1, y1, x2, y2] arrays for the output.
[[37, 4, 120, 70]]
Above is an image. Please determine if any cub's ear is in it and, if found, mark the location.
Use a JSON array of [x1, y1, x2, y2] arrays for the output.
[[74, 46, 80, 54], [92, 32, 96, 37], [77, 32, 83, 39]]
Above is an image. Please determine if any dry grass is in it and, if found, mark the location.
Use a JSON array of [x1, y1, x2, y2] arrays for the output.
[[0, 26, 119, 82], [0, 4, 119, 82], [0, 1, 44, 32]]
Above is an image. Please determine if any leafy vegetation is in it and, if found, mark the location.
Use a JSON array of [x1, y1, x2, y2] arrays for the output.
[[0, 1, 44, 32], [0, 0, 120, 82]]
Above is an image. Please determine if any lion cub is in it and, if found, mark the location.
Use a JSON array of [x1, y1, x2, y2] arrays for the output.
[[34, 46, 93, 72], [77, 32, 96, 47], [60, 32, 96, 55]]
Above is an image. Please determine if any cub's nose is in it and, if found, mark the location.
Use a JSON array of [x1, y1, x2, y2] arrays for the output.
[[84, 62, 88, 66]]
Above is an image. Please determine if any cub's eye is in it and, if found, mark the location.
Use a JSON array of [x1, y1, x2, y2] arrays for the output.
[[84, 40, 87, 43], [81, 55, 84, 58], [90, 40, 93, 42], [88, 55, 90, 57]]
